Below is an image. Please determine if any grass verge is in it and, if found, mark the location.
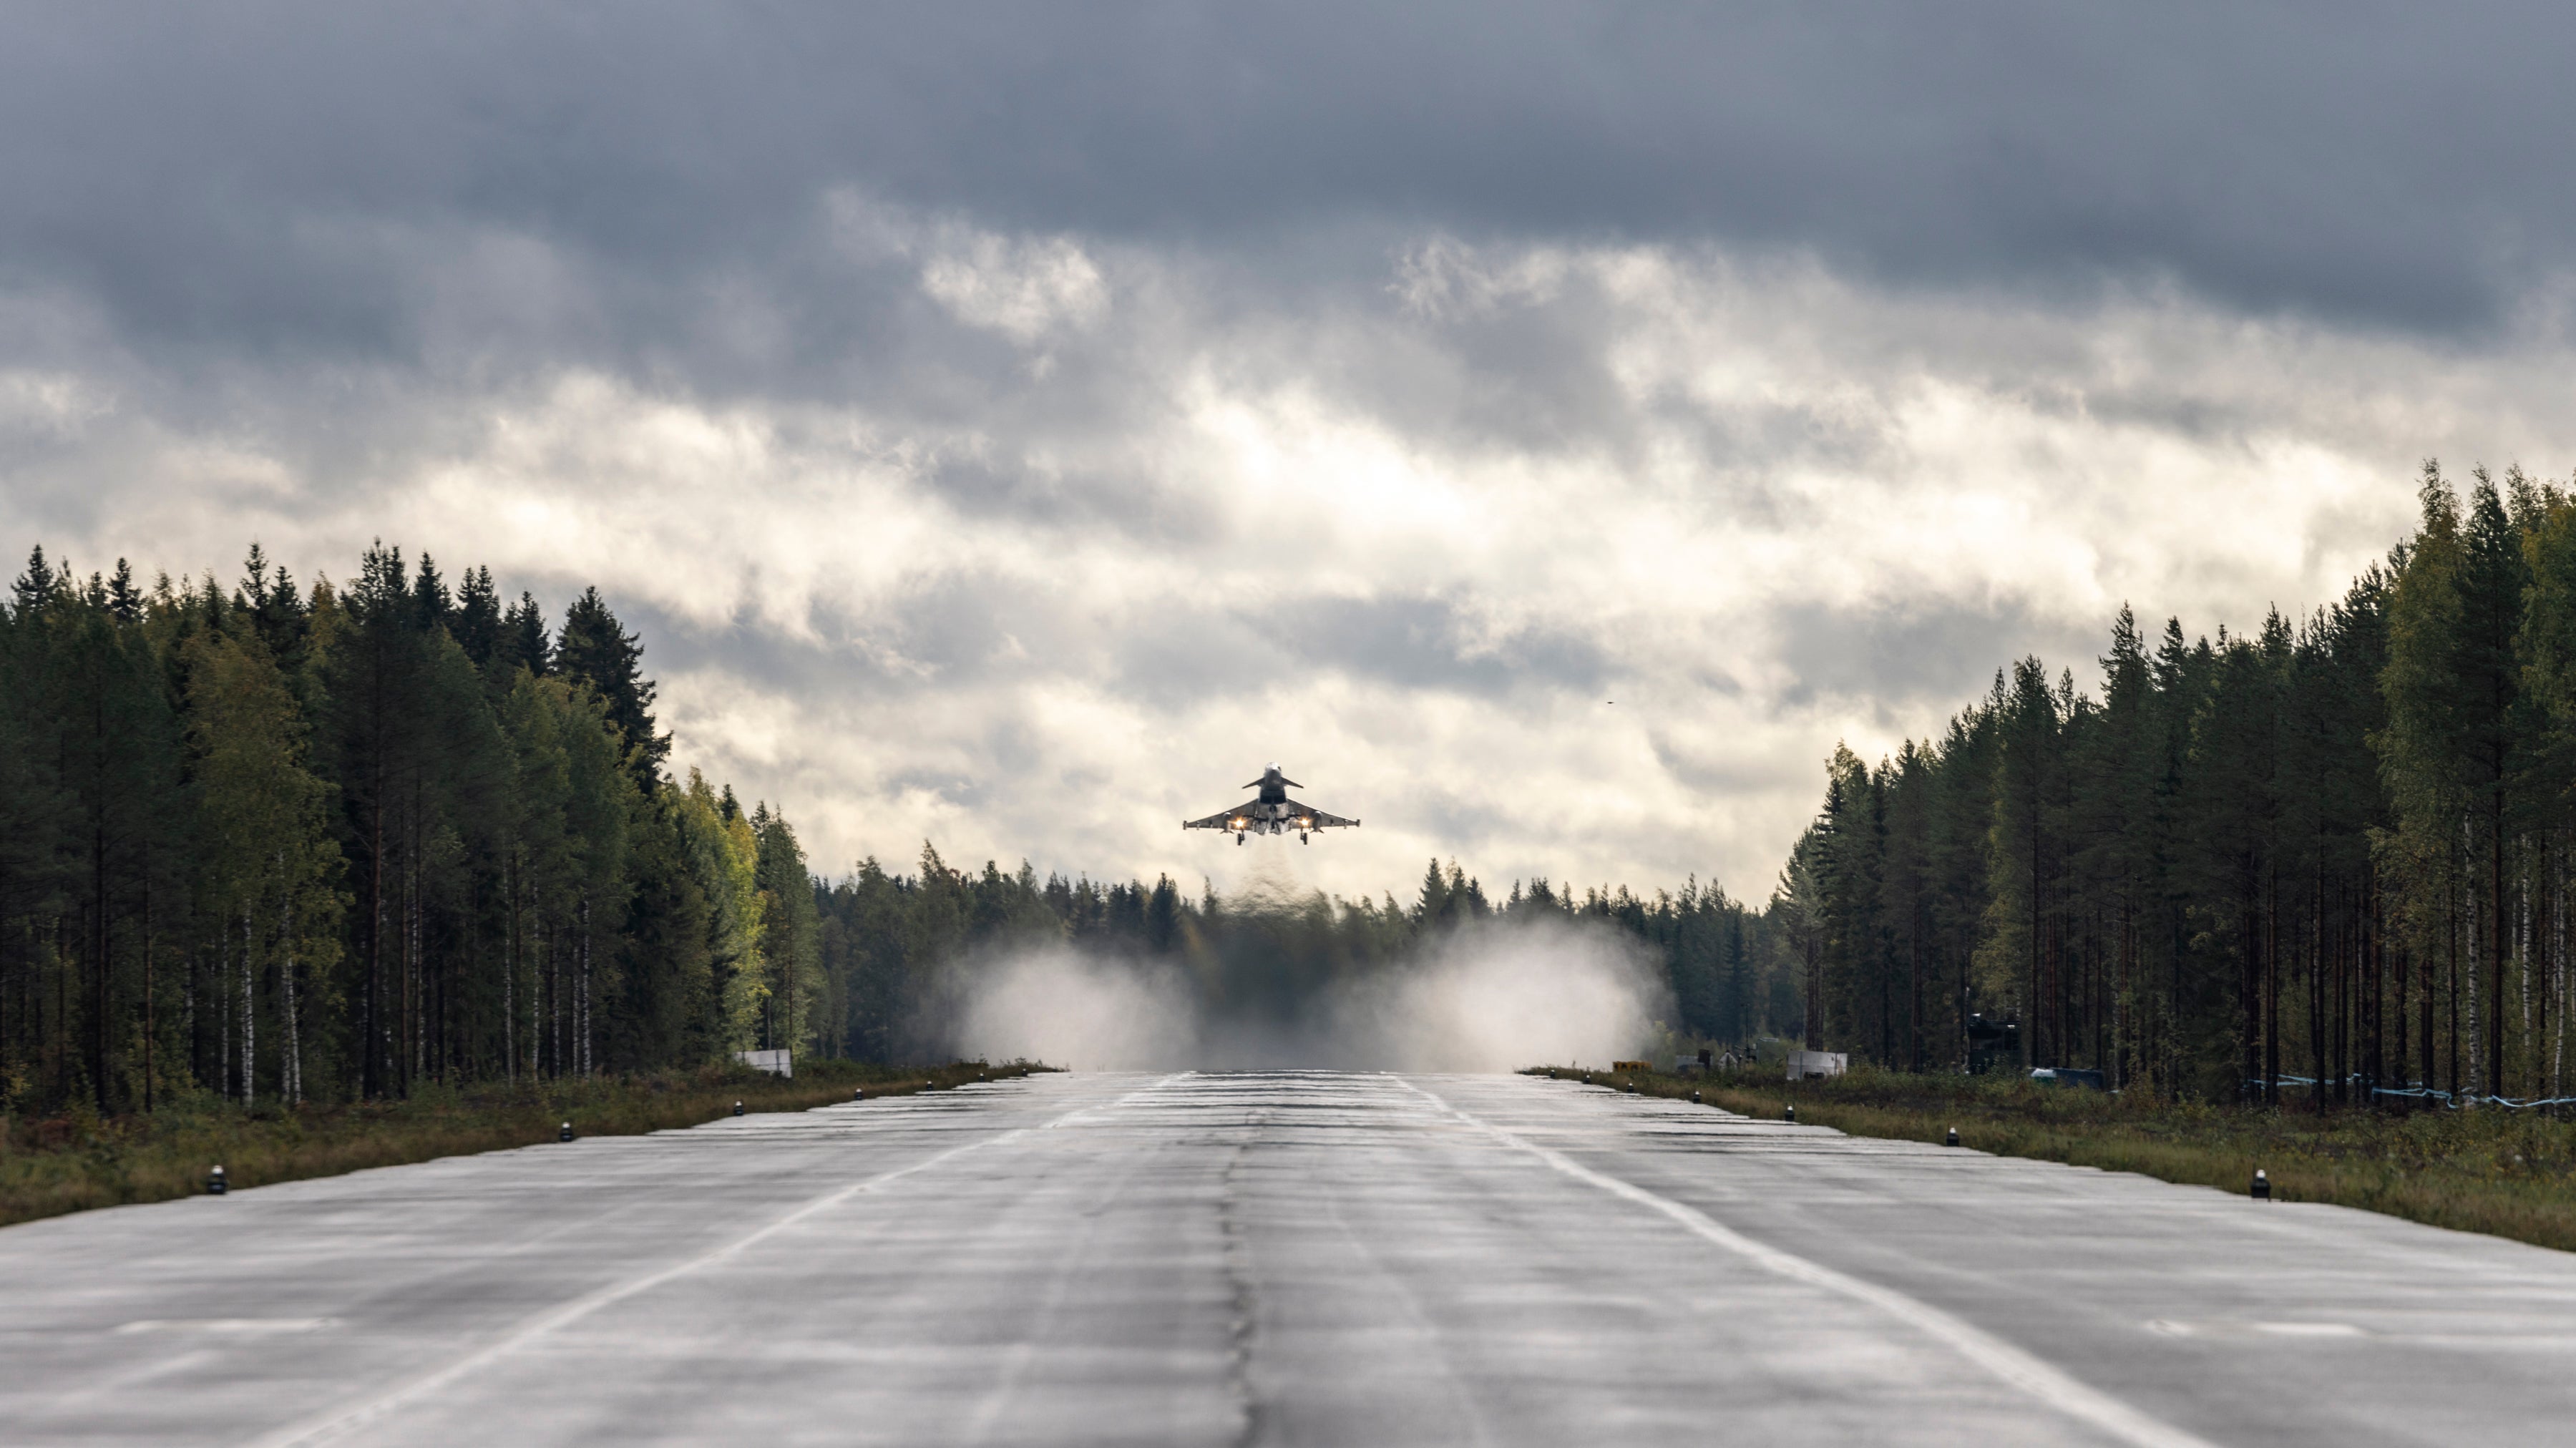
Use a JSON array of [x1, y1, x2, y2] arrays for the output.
[[0, 1060, 1041, 1229], [1533, 1062, 2576, 1254]]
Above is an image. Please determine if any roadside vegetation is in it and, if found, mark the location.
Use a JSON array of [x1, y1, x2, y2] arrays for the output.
[[0, 1060, 1035, 1229], [1544, 1063, 2576, 1255]]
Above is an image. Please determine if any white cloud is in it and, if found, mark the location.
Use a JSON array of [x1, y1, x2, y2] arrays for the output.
[[918, 233, 1108, 344], [1390, 235, 1568, 321], [0, 368, 112, 439], [829, 189, 1110, 345]]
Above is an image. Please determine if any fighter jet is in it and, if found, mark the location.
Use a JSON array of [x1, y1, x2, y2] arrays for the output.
[[1184, 764, 1360, 845]]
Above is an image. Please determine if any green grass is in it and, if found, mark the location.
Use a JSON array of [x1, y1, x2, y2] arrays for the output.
[[1533, 1062, 2576, 1254], [0, 1060, 1041, 1229]]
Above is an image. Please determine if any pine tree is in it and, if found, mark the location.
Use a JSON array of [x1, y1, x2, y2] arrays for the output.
[[1979, 660, 2061, 1069], [554, 678, 636, 1076], [2457, 471, 2529, 1099], [452, 566, 502, 671], [614, 797, 715, 1070], [754, 808, 821, 1055], [106, 559, 141, 623], [502, 592, 551, 677], [324, 542, 437, 1098], [49, 593, 181, 1111], [1146, 874, 1182, 954], [1412, 858, 1451, 930], [502, 670, 577, 1080], [557, 587, 670, 786]]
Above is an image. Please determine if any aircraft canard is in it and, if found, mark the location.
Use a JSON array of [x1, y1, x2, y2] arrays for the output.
[[1184, 763, 1360, 845]]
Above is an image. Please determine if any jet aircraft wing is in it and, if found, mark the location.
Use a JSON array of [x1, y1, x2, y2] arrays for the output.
[[1184, 806, 1247, 831], [1282, 799, 1359, 828]]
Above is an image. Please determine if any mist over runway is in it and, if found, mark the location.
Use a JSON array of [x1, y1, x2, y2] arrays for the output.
[[940, 914, 1671, 1072], [5, 1072, 2571, 1446]]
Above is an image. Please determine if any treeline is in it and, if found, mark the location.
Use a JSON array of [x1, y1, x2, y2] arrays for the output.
[[814, 856, 1803, 1057], [1790, 462, 2576, 1106], [1, 542, 824, 1116]]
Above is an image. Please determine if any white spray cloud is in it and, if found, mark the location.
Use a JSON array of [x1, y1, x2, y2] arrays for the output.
[[950, 944, 1197, 1070], [942, 915, 1668, 1072], [1336, 916, 1670, 1072]]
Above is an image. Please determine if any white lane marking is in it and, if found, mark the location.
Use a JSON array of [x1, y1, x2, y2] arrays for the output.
[[2147, 1319, 2366, 1340], [116, 1319, 341, 1336], [250, 1075, 1184, 1448], [1400, 1079, 2216, 1448]]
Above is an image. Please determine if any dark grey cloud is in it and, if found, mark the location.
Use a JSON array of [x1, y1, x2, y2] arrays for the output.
[[1109, 606, 1281, 715], [3, 1, 2571, 380], [1253, 593, 1609, 700], [1773, 598, 2102, 715], [911, 450, 1224, 547], [1648, 734, 1804, 799]]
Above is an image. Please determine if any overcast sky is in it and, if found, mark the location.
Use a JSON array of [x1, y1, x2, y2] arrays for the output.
[[8, 4, 2576, 903]]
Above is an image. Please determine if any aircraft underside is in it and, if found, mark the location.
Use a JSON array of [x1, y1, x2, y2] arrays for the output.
[[1184, 768, 1360, 843], [1226, 804, 1335, 843]]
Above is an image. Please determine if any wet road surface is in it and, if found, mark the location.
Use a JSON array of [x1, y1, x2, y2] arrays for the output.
[[4, 1071, 2573, 1446]]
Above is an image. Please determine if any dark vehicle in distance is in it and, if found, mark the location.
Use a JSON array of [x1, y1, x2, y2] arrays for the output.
[[1964, 1013, 2020, 1075]]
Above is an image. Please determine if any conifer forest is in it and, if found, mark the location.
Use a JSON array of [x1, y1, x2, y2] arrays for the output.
[[0, 540, 1798, 1118], [1790, 464, 2576, 1107]]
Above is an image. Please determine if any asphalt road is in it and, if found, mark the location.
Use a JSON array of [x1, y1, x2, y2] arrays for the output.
[[4, 1071, 2574, 1446]]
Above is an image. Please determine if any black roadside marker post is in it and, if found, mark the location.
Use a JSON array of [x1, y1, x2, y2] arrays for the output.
[[1624, 1081, 1636, 1094], [2252, 1168, 2271, 1200], [560, 1121, 574, 1143], [854, 1086, 865, 1101], [1691, 1089, 1702, 1104], [1784, 1103, 1796, 1122], [733, 1100, 744, 1117], [207, 1165, 227, 1196], [1947, 1127, 1960, 1148]]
